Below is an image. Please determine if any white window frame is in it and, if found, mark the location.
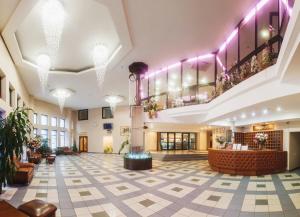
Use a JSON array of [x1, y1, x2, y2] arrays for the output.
[[51, 117, 57, 127], [60, 131, 65, 147], [40, 115, 48, 126]]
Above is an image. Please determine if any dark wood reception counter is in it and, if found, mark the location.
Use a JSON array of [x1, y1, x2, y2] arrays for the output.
[[208, 149, 287, 176]]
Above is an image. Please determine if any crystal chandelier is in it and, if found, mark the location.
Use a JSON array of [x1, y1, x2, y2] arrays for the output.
[[93, 44, 109, 87], [36, 54, 51, 91], [104, 95, 124, 113], [50, 88, 73, 113], [42, 0, 65, 60]]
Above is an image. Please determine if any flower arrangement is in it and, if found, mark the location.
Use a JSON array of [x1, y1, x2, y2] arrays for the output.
[[254, 133, 268, 149], [27, 135, 42, 151], [104, 145, 113, 154], [145, 98, 159, 119], [216, 136, 226, 145]]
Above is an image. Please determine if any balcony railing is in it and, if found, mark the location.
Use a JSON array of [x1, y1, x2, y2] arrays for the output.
[[141, 0, 294, 111]]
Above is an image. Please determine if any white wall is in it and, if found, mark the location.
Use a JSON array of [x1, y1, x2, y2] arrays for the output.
[[289, 132, 300, 170], [75, 106, 131, 153], [0, 37, 30, 114]]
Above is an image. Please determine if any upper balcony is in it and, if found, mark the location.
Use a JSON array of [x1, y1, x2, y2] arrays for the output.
[[141, 0, 294, 112]]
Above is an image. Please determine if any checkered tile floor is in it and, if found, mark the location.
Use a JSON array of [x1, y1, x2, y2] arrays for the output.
[[1, 153, 300, 217]]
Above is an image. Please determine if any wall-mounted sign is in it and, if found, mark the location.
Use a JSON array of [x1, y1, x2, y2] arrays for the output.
[[253, 124, 275, 131]]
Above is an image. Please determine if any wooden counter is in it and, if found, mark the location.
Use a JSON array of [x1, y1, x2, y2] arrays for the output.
[[208, 149, 287, 176]]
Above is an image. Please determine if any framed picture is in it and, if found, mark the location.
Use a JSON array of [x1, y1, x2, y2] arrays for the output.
[[102, 107, 113, 119], [78, 109, 88, 121], [120, 126, 130, 136]]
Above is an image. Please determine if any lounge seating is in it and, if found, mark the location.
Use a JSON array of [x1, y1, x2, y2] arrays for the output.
[[63, 147, 74, 155], [12, 158, 34, 185], [46, 154, 56, 164], [27, 149, 42, 164], [18, 199, 57, 217]]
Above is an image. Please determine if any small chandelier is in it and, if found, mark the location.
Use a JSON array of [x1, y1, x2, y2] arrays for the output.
[[50, 88, 73, 113], [42, 0, 65, 60], [36, 54, 51, 91], [93, 44, 108, 87], [104, 95, 124, 113]]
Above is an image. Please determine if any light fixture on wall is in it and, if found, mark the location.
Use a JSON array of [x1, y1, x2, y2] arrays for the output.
[[93, 44, 109, 87], [36, 54, 51, 91], [50, 88, 74, 113], [42, 0, 65, 61], [104, 95, 124, 113]]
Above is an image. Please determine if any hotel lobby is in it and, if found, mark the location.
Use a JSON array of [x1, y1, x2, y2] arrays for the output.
[[0, 0, 300, 216]]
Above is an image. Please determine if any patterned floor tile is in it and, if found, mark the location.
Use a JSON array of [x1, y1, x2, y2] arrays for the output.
[[241, 194, 282, 212], [171, 208, 219, 217], [289, 193, 300, 209], [30, 178, 57, 187], [247, 181, 276, 191], [68, 187, 104, 202], [123, 193, 172, 217], [158, 183, 195, 198], [64, 177, 91, 186], [119, 172, 145, 179], [23, 189, 59, 203], [135, 177, 166, 187], [105, 182, 140, 196], [282, 180, 300, 191], [75, 203, 125, 217], [94, 175, 121, 184], [277, 173, 300, 180], [210, 179, 240, 190], [193, 190, 233, 209], [158, 172, 185, 179], [180, 176, 209, 186]]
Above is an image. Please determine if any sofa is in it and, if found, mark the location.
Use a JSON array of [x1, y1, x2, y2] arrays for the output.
[[27, 149, 42, 164], [12, 159, 34, 185]]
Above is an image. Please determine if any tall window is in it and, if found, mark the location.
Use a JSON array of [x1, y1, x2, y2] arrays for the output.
[[51, 117, 57, 127], [60, 118, 65, 128], [40, 129, 48, 141], [40, 115, 48, 125], [33, 113, 38, 124], [33, 128, 38, 137], [51, 130, 57, 149], [60, 131, 65, 147]]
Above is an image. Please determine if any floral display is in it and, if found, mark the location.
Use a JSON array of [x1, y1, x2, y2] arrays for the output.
[[27, 136, 42, 150], [216, 135, 226, 145], [254, 133, 268, 149]]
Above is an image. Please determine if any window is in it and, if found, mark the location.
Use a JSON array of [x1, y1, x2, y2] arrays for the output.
[[51, 117, 57, 127], [33, 128, 38, 137], [33, 113, 38, 124], [40, 115, 48, 125], [51, 130, 57, 149], [40, 129, 48, 141], [60, 131, 65, 147], [59, 118, 65, 128]]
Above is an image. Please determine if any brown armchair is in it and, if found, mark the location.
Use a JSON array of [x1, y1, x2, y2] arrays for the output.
[[63, 147, 74, 155], [12, 159, 34, 185], [27, 150, 42, 164]]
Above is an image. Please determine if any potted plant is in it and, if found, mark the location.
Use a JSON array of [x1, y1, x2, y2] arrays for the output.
[[118, 137, 129, 155], [104, 146, 113, 154], [72, 141, 78, 153], [0, 107, 32, 194], [37, 139, 52, 158], [254, 133, 268, 150], [27, 135, 42, 151]]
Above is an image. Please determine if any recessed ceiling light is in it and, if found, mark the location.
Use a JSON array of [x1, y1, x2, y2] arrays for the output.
[[251, 112, 256, 117], [262, 109, 268, 115], [276, 106, 282, 112], [241, 113, 246, 119]]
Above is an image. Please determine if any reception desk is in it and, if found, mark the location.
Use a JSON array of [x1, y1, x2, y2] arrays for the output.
[[208, 149, 287, 176]]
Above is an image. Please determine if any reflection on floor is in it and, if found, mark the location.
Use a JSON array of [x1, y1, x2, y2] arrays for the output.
[[1, 153, 300, 217]]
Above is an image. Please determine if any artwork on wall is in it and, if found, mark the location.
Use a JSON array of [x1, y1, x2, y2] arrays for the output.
[[102, 107, 113, 119], [78, 109, 88, 121], [253, 124, 275, 131], [120, 126, 130, 136]]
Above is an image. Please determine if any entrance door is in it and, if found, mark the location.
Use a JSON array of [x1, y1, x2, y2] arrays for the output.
[[182, 133, 189, 150], [79, 136, 88, 152]]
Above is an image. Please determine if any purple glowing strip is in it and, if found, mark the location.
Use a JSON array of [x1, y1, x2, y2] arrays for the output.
[[144, 0, 292, 79]]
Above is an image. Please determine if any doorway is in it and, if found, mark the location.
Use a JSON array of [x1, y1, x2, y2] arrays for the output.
[[79, 136, 88, 152], [289, 132, 300, 170], [207, 130, 213, 149]]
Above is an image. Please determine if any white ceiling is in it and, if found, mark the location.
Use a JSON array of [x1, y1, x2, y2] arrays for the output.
[[1, 0, 257, 109]]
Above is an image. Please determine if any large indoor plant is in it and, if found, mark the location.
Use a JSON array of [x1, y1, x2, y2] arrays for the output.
[[0, 107, 32, 194]]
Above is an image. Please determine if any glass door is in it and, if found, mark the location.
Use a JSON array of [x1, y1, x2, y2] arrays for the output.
[[182, 133, 189, 150], [175, 133, 182, 150], [189, 133, 196, 150], [160, 133, 168, 150], [168, 133, 175, 150]]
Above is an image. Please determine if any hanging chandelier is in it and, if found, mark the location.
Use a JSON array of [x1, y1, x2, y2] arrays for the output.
[[93, 44, 109, 87], [50, 88, 74, 113], [36, 54, 51, 91], [104, 95, 124, 113], [42, 0, 65, 60]]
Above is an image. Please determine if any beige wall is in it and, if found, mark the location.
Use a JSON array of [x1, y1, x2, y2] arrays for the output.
[[289, 132, 300, 170], [74, 106, 131, 153], [0, 37, 30, 114]]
